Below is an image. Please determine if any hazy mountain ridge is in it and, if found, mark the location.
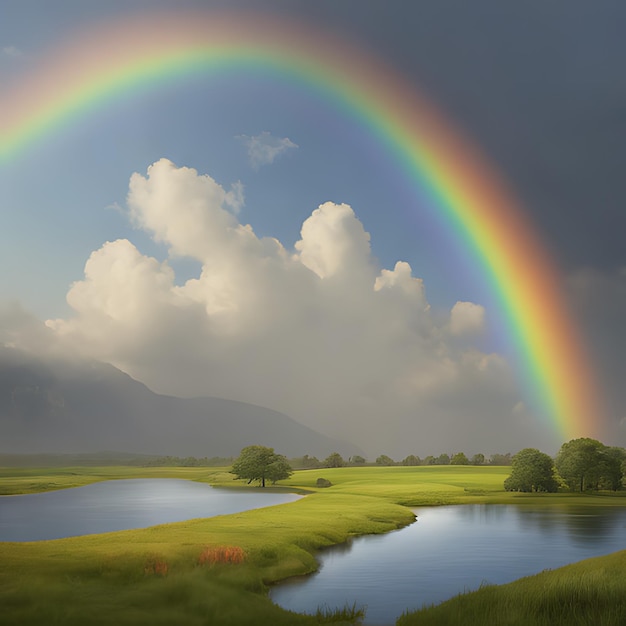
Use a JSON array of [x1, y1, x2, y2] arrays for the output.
[[0, 347, 360, 458]]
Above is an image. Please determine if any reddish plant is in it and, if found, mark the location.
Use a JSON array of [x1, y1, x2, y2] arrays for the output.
[[144, 555, 169, 576], [198, 545, 246, 566]]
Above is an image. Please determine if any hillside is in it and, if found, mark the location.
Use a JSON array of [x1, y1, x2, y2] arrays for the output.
[[0, 347, 360, 458]]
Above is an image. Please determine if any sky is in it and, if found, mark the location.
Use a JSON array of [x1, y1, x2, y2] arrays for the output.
[[1, 0, 625, 458]]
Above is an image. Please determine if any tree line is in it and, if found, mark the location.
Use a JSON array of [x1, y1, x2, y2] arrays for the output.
[[293, 451, 512, 469], [229, 446, 513, 487], [143, 455, 235, 467], [230, 439, 626, 493], [504, 438, 626, 493]]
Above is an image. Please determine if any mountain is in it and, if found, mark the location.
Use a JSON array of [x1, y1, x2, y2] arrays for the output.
[[0, 347, 361, 458]]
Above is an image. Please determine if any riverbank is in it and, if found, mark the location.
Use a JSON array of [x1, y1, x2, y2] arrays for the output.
[[397, 548, 626, 626], [1, 465, 626, 624]]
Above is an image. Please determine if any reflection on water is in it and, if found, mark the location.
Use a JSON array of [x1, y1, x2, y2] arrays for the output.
[[271, 504, 626, 626], [0, 479, 301, 541], [513, 505, 625, 546]]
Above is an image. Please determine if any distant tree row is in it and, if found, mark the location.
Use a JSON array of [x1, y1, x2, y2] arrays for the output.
[[230, 439, 626, 494], [291, 451, 511, 469], [504, 438, 626, 493], [144, 455, 234, 467]]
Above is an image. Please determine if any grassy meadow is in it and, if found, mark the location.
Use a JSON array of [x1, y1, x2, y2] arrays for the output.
[[1, 464, 626, 624]]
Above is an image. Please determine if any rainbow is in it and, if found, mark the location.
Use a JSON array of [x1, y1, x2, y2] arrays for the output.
[[0, 10, 606, 441]]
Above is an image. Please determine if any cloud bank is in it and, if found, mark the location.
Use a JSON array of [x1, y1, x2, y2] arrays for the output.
[[43, 159, 552, 456]]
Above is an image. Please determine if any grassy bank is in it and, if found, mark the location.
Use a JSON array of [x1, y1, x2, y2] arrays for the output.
[[0, 465, 230, 495], [397, 549, 626, 626], [2, 465, 626, 624]]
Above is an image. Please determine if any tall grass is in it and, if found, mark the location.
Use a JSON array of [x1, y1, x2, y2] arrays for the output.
[[198, 545, 247, 566], [313, 602, 366, 624], [397, 550, 626, 625]]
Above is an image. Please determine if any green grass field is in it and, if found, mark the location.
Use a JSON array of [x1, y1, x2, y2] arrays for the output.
[[1, 465, 626, 625]]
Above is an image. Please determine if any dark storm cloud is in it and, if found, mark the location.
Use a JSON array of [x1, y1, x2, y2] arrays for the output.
[[279, 0, 626, 273]]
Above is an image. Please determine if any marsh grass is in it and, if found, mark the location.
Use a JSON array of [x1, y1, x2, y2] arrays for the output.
[[144, 555, 169, 576], [313, 601, 367, 624], [397, 550, 626, 625], [198, 545, 247, 566]]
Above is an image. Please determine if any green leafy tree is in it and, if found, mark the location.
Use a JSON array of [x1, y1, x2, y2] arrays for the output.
[[231, 445, 292, 488], [555, 438, 607, 492], [504, 448, 559, 493], [471, 453, 485, 466], [350, 455, 366, 465], [424, 455, 436, 465], [376, 454, 396, 466], [450, 452, 469, 465], [600, 447, 626, 491], [324, 452, 345, 468], [402, 454, 421, 466], [435, 453, 450, 465], [298, 454, 322, 469]]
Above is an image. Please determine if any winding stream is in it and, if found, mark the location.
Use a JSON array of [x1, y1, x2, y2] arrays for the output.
[[271, 503, 626, 625]]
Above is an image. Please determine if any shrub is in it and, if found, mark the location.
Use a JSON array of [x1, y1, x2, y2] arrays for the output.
[[316, 477, 332, 488]]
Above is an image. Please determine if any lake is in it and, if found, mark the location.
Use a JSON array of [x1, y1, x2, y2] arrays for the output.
[[271, 503, 626, 625], [0, 478, 301, 541]]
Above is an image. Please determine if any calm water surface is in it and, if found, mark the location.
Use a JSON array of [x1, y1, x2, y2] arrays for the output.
[[0, 478, 300, 541], [271, 504, 626, 625]]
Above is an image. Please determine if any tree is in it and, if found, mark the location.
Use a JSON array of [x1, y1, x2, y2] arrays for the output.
[[424, 455, 436, 465], [324, 452, 345, 468], [376, 454, 396, 466], [266, 455, 294, 485], [603, 447, 626, 491], [402, 454, 421, 466], [556, 439, 625, 492], [471, 453, 485, 466], [450, 452, 469, 465], [231, 445, 292, 488], [504, 448, 559, 493], [561, 438, 603, 491], [350, 455, 366, 465], [435, 453, 450, 465]]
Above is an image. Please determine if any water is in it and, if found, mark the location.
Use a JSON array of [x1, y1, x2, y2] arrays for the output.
[[271, 504, 626, 625], [0, 478, 300, 541]]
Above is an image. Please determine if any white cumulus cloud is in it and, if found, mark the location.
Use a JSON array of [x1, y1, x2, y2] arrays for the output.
[[43, 159, 554, 456], [450, 301, 486, 335]]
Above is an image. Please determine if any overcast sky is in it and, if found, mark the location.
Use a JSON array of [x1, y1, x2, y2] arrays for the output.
[[1, 1, 625, 457]]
